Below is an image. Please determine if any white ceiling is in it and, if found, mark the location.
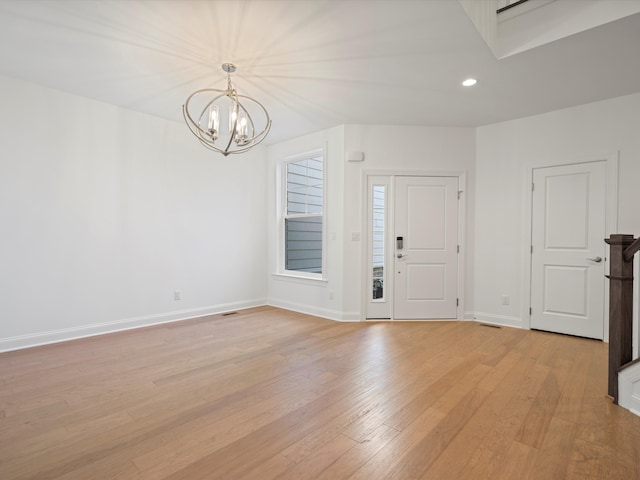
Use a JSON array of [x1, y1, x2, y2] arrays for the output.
[[0, 0, 639, 144]]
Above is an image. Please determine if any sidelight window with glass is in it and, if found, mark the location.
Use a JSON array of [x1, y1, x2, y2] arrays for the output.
[[372, 185, 385, 300]]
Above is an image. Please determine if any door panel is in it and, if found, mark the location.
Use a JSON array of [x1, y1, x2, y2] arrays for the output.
[[394, 176, 458, 319], [406, 264, 445, 300], [531, 162, 606, 339], [408, 184, 447, 249], [543, 265, 588, 316], [545, 173, 590, 249]]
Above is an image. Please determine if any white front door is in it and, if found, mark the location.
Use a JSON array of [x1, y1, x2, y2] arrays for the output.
[[530, 161, 607, 339], [394, 176, 458, 319]]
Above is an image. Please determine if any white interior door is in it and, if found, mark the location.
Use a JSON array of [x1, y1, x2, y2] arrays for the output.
[[394, 176, 458, 319], [530, 161, 606, 339]]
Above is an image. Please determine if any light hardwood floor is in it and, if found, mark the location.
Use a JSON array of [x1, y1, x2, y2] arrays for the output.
[[1, 306, 639, 479]]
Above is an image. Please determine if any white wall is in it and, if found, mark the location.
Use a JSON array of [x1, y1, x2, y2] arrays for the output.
[[475, 92, 640, 334], [0, 75, 268, 351]]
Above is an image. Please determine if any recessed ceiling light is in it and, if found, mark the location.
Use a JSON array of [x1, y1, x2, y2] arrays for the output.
[[462, 78, 477, 87]]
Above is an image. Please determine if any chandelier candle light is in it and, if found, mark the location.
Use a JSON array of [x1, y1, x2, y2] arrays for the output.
[[183, 63, 271, 156]]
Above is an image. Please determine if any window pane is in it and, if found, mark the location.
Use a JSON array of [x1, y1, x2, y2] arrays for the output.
[[372, 185, 385, 300], [286, 157, 323, 215], [285, 217, 323, 273], [284, 152, 324, 275]]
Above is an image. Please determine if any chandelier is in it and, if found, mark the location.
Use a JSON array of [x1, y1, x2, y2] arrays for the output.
[[182, 63, 271, 156]]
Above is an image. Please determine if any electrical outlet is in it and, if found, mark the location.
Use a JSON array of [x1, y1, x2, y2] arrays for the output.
[[174, 290, 182, 301], [329, 290, 334, 300], [501, 295, 510, 305]]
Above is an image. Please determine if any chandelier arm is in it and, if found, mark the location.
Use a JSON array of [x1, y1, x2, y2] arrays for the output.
[[183, 94, 213, 136], [183, 105, 205, 139], [223, 124, 236, 154], [236, 94, 270, 114], [189, 119, 229, 155], [236, 94, 271, 135], [183, 88, 226, 136], [222, 90, 240, 153], [224, 120, 272, 155], [236, 100, 256, 140], [197, 137, 226, 155], [184, 87, 225, 106], [250, 119, 272, 146]]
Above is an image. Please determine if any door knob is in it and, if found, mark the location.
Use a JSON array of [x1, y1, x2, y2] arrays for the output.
[[397, 253, 407, 259], [587, 256, 602, 263]]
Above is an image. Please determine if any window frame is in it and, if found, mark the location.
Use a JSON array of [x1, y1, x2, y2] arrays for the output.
[[278, 148, 326, 281]]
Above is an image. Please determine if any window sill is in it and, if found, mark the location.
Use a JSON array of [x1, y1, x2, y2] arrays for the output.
[[272, 272, 328, 285]]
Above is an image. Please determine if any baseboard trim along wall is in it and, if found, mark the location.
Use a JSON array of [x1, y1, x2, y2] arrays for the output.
[[471, 312, 524, 329], [2, 304, 528, 352], [618, 362, 640, 417], [267, 300, 360, 322], [0, 299, 268, 352]]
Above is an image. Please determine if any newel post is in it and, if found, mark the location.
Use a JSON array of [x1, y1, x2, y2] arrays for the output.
[[604, 234, 634, 403]]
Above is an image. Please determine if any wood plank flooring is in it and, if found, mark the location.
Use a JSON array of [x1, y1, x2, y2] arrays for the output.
[[1, 306, 639, 479]]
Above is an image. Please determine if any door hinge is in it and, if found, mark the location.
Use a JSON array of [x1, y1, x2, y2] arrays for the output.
[[457, 245, 460, 253], [531, 245, 533, 254], [456, 298, 459, 307], [529, 307, 532, 315], [458, 190, 463, 199], [532, 182, 535, 191]]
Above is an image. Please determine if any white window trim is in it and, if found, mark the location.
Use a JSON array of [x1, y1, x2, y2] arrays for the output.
[[276, 147, 326, 281]]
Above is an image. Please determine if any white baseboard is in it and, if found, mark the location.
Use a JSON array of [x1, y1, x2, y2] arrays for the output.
[[618, 362, 640, 417], [0, 299, 267, 352], [471, 312, 525, 329], [340, 312, 363, 322], [1, 304, 529, 352], [267, 299, 361, 322]]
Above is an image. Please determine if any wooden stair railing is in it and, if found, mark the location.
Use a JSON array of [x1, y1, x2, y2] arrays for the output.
[[623, 236, 640, 262], [604, 234, 640, 403]]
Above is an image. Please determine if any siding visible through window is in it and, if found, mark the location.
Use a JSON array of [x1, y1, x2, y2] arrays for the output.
[[372, 185, 385, 299], [284, 154, 323, 274]]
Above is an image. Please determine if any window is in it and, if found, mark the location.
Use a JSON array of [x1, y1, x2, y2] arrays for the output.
[[283, 151, 324, 275], [372, 185, 385, 299]]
